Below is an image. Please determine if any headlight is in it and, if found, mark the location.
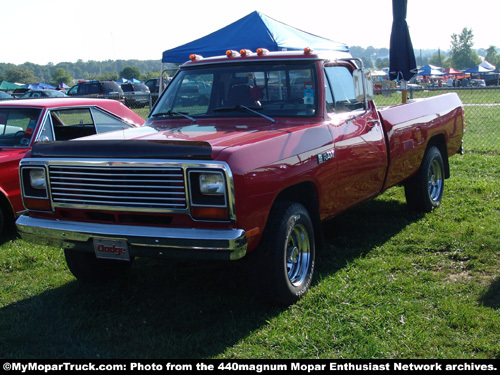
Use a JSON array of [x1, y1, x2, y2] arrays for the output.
[[199, 172, 225, 195], [188, 169, 228, 221], [29, 169, 47, 190], [20, 166, 51, 211]]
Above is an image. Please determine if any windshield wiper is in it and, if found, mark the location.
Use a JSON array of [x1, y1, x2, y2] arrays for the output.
[[213, 105, 275, 123], [152, 110, 196, 122]]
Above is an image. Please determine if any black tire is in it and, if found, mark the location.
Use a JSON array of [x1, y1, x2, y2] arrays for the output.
[[0, 207, 4, 237], [64, 250, 132, 283], [404, 146, 445, 213], [250, 201, 315, 306]]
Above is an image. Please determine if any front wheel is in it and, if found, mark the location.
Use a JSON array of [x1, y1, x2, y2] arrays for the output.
[[250, 202, 315, 306], [404, 146, 445, 212]]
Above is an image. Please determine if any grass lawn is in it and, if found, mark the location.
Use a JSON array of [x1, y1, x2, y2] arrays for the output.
[[1, 152, 499, 359]]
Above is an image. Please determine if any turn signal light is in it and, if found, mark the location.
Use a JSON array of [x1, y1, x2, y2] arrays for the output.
[[191, 206, 229, 221]]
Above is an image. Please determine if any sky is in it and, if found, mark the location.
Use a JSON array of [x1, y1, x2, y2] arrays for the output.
[[2, 0, 498, 66]]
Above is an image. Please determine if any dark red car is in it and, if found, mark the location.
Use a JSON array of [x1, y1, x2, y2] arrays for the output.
[[0, 98, 144, 237]]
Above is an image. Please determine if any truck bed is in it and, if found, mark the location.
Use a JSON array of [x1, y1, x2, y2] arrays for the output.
[[378, 93, 464, 190]]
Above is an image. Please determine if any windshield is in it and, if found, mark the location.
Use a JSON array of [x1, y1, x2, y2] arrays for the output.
[[151, 62, 318, 120], [0, 108, 42, 147]]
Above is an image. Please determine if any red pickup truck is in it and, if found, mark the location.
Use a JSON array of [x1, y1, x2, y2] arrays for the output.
[[16, 49, 464, 306]]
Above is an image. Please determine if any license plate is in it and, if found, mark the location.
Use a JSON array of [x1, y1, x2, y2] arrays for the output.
[[93, 238, 130, 261]]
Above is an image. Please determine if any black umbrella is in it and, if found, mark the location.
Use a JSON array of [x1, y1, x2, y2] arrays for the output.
[[389, 0, 416, 82]]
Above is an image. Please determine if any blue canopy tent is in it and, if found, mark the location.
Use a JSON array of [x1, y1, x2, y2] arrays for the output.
[[162, 11, 349, 64], [417, 64, 444, 76], [464, 65, 494, 74], [26, 82, 56, 90]]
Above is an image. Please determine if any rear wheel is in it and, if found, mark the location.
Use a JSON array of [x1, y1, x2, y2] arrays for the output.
[[250, 202, 315, 306], [405, 146, 445, 212], [64, 250, 132, 283]]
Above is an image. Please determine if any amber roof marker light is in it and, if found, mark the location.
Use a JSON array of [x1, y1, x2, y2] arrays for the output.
[[256, 48, 269, 56], [226, 50, 240, 58], [239, 49, 253, 57], [189, 54, 203, 61]]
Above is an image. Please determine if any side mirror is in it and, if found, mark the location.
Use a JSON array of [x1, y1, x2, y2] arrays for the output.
[[353, 68, 374, 104]]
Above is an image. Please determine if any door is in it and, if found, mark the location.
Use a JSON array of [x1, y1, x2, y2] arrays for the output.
[[324, 65, 388, 212]]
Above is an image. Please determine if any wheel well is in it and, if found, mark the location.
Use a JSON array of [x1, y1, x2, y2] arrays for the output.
[[273, 182, 324, 251], [426, 134, 450, 178]]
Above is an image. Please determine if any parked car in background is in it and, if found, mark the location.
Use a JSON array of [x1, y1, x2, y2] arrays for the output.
[[120, 82, 150, 108], [0, 92, 13, 100], [66, 80, 125, 102], [145, 77, 172, 107], [470, 79, 486, 87], [0, 98, 144, 238], [19, 89, 67, 98], [10, 88, 29, 98], [145, 78, 160, 107], [144, 78, 160, 94]]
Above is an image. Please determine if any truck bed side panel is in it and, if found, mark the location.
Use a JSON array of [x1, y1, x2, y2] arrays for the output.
[[378, 93, 463, 190]]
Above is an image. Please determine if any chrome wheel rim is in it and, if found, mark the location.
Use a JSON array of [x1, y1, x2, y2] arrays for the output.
[[428, 158, 443, 202], [286, 223, 311, 286]]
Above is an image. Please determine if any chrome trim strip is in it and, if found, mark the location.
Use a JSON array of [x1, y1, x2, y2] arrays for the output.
[[16, 215, 247, 260]]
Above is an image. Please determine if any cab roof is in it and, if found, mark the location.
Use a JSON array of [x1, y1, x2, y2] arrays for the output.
[[181, 48, 353, 67]]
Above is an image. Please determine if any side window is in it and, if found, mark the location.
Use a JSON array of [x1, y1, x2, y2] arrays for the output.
[[67, 85, 79, 95], [51, 108, 96, 140], [37, 115, 54, 141], [87, 83, 101, 95], [91, 108, 134, 133], [325, 66, 363, 112]]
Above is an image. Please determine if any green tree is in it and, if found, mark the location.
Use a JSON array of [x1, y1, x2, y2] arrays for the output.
[[376, 58, 390, 70], [95, 72, 119, 81], [485, 46, 499, 69], [429, 50, 451, 69], [5, 67, 37, 84], [450, 28, 481, 69], [120, 66, 141, 80], [51, 68, 73, 87], [141, 71, 162, 81]]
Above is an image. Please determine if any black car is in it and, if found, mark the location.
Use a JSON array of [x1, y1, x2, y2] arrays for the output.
[[66, 80, 124, 102], [145, 78, 163, 106], [144, 78, 160, 94], [120, 82, 150, 108]]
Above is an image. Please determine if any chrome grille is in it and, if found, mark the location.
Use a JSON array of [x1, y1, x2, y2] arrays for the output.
[[48, 165, 186, 210]]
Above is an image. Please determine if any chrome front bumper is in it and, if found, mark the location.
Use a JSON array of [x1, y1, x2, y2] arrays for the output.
[[16, 215, 247, 261]]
